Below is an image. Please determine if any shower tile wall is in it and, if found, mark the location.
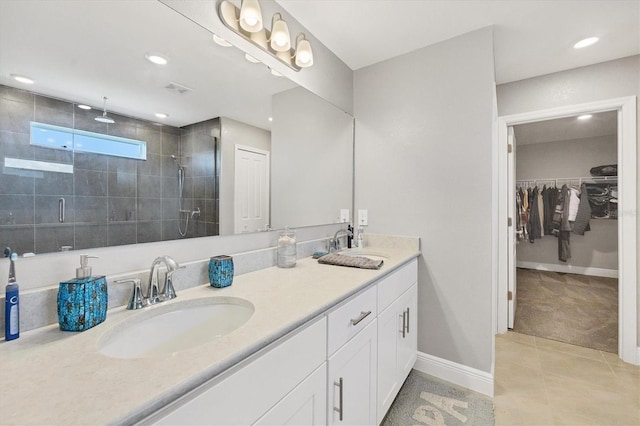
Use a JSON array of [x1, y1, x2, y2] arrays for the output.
[[0, 85, 219, 255]]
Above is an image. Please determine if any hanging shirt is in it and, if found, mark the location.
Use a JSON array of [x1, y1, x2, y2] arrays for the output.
[[537, 189, 544, 237], [567, 187, 580, 221]]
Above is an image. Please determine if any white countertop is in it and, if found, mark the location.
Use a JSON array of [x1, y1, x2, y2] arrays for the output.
[[0, 243, 419, 425]]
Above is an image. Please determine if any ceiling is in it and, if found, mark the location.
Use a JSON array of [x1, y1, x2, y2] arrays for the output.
[[514, 111, 617, 146], [276, 0, 640, 83], [0, 0, 296, 128]]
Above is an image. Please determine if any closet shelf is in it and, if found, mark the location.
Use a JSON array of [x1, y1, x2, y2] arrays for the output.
[[516, 176, 617, 186]]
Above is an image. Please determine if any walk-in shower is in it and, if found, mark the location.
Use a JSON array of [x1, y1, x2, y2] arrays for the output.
[[172, 155, 200, 237]]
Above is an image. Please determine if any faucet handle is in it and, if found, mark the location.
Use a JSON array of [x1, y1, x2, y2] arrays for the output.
[[115, 278, 144, 310], [160, 268, 183, 301]]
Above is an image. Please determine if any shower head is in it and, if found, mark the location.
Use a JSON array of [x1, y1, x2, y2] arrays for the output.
[[171, 155, 185, 168], [95, 96, 115, 124]]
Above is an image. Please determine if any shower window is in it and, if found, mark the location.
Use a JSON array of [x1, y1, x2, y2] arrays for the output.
[[30, 122, 147, 160]]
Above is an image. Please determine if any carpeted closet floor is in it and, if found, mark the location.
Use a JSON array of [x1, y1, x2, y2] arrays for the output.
[[513, 268, 618, 353]]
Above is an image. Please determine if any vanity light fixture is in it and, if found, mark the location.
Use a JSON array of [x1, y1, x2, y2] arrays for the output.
[[270, 67, 283, 77], [77, 104, 92, 110], [145, 52, 169, 65], [294, 33, 313, 68], [270, 13, 291, 52], [239, 0, 263, 32], [11, 73, 34, 84], [577, 114, 592, 120], [573, 37, 599, 49], [217, 0, 313, 71]]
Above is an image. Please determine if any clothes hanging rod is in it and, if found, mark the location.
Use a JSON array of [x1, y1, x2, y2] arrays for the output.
[[516, 176, 617, 185]]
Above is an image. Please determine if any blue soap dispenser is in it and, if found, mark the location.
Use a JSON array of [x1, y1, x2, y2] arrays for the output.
[[4, 247, 19, 341], [57, 255, 108, 332]]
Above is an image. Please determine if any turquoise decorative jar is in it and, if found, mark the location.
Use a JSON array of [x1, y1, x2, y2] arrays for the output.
[[209, 255, 234, 288]]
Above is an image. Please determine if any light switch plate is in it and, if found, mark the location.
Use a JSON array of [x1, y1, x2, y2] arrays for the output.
[[358, 209, 368, 226], [339, 209, 350, 223]]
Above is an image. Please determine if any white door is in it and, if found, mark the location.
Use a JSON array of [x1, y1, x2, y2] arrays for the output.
[[234, 145, 270, 234], [507, 126, 517, 329]]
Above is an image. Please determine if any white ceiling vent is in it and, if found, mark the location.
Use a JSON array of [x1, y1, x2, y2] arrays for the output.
[[165, 82, 193, 94]]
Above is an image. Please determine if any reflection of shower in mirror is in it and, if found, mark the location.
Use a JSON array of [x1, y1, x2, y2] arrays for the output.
[[172, 155, 201, 237]]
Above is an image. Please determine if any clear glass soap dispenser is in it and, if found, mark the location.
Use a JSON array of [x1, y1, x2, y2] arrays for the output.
[[277, 226, 297, 268]]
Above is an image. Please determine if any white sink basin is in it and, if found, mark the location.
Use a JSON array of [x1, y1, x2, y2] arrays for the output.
[[98, 297, 254, 359]]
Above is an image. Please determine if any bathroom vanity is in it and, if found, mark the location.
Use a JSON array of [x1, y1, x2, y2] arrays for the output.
[[0, 239, 419, 425]]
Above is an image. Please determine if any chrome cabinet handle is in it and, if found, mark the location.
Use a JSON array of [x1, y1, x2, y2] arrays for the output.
[[58, 197, 65, 223], [350, 310, 372, 326], [406, 307, 410, 334], [401, 311, 407, 338], [334, 378, 343, 421]]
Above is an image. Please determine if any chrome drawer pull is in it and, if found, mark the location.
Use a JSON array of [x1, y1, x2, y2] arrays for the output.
[[350, 310, 372, 326], [334, 377, 343, 421], [406, 307, 410, 334]]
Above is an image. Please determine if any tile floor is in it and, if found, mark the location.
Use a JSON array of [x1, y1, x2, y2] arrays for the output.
[[495, 331, 640, 425]]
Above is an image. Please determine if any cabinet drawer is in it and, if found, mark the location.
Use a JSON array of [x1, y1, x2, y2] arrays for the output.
[[377, 258, 417, 312], [327, 285, 377, 356]]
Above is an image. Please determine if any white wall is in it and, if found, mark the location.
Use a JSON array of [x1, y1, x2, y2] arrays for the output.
[[219, 117, 271, 235], [516, 135, 618, 271], [354, 27, 496, 373], [497, 54, 640, 349], [271, 87, 353, 229]]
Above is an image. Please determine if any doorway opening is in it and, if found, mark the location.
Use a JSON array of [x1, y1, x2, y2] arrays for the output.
[[509, 111, 619, 353], [496, 96, 637, 365]]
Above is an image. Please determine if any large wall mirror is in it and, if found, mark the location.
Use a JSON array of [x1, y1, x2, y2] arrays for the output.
[[0, 0, 353, 256]]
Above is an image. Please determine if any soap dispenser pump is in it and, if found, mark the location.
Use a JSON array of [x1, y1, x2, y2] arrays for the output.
[[76, 254, 96, 279], [57, 255, 108, 331]]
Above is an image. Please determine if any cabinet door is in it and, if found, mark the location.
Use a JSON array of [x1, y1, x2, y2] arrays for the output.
[[328, 320, 377, 425], [254, 363, 327, 426], [398, 284, 417, 382], [376, 284, 418, 424]]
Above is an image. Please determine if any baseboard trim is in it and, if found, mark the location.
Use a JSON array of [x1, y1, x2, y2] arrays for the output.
[[414, 351, 494, 397], [516, 261, 618, 278]]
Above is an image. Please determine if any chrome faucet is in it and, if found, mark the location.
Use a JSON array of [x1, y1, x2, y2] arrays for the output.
[[329, 229, 353, 253], [147, 255, 184, 304], [115, 256, 184, 310]]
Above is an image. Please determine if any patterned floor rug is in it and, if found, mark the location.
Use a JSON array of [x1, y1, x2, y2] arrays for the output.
[[512, 269, 618, 353], [382, 370, 495, 426]]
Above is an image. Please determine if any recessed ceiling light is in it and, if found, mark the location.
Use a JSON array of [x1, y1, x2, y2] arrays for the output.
[[573, 37, 599, 49], [145, 53, 168, 65], [213, 34, 232, 47], [77, 104, 91, 110], [577, 114, 592, 120], [155, 112, 169, 119], [268, 117, 273, 122], [11, 74, 34, 84]]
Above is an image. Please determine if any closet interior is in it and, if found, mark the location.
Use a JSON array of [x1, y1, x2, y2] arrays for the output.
[[511, 111, 619, 353]]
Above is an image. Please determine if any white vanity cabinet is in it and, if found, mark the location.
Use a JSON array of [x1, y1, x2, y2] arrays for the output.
[[376, 259, 418, 424], [144, 317, 327, 426], [142, 257, 418, 426], [326, 286, 378, 425]]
